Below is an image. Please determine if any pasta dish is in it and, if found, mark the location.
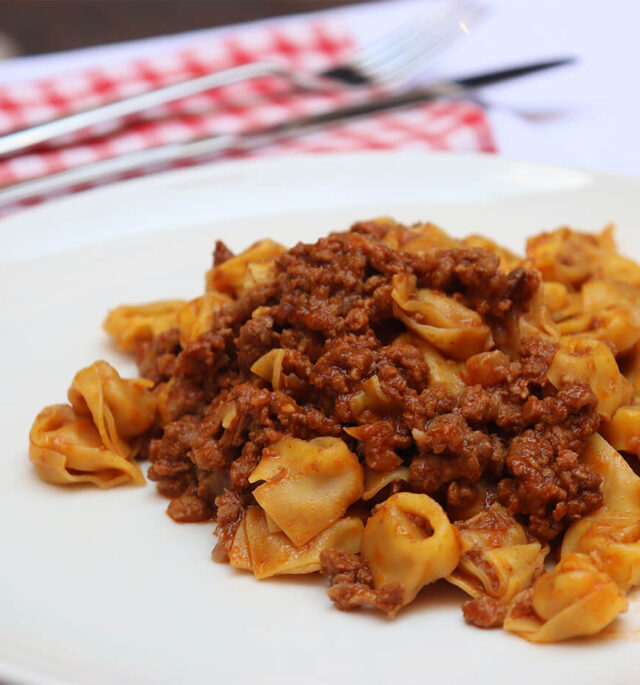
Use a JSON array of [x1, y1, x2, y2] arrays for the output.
[[29, 219, 640, 642]]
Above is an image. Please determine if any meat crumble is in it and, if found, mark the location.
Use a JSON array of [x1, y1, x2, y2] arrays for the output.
[[140, 223, 602, 555]]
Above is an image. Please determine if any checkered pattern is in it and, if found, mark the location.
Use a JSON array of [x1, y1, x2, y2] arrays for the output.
[[0, 20, 496, 214]]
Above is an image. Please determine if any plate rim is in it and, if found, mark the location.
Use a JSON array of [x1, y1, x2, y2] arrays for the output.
[[2, 149, 640, 234]]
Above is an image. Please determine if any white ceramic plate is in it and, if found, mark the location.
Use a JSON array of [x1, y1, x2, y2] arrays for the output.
[[2, 152, 640, 685]]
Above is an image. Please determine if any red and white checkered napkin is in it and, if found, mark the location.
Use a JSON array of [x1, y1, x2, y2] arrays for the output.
[[0, 20, 496, 214]]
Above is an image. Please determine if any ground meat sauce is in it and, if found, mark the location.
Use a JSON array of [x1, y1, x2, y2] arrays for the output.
[[319, 549, 404, 617], [137, 223, 604, 618], [461, 595, 509, 629]]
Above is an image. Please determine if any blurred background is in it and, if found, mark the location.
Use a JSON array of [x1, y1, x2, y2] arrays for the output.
[[0, 1, 374, 56], [0, 0, 639, 212]]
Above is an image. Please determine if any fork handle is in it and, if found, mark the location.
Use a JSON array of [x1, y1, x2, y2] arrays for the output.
[[0, 85, 446, 208], [0, 61, 290, 159], [0, 132, 241, 206]]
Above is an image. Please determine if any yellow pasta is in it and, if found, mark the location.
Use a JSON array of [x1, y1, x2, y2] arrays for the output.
[[621, 341, 640, 393], [228, 512, 252, 571], [580, 433, 640, 511], [248, 437, 365, 547], [397, 223, 463, 254], [518, 283, 562, 340], [391, 274, 492, 360], [447, 504, 548, 605], [219, 402, 238, 429], [361, 492, 462, 608], [554, 280, 640, 354], [103, 299, 185, 351], [547, 336, 633, 420], [526, 225, 640, 289], [380, 220, 462, 254], [504, 553, 627, 643], [177, 292, 233, 346], [29, 404, 145, 488], [349, 375, 397, 418], [29, 360, 155, 488], [600, 402, 640, 456], [394, 332, 465, 395], [205, 239, 285, 297], [561, 434, 640, 590], [264, 512, 283, 534], [230, 506, 363, 579], [540, 281, 573, 313], [250, 349, 286, 391], [362, 466, 409, 501], [562, 511, 640, 592], [67, 360, 157, 457], [527, 227, 599, 287]]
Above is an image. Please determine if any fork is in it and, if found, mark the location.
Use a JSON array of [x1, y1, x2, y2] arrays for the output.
[[0, 1, 483, 158], [0, 57, 574, 208]]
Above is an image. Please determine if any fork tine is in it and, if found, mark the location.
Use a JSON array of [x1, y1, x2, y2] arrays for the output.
[[361, 4, 482, 82], [350, 2, 484, 85], [354, 17, 438, 75], [371, 12, 479, 83], [349, 14, 436, 70]]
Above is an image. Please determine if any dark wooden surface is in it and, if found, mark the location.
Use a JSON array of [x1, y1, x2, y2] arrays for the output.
[[0, 0, 378, 56]]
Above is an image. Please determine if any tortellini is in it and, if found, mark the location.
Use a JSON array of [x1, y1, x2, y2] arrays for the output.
[[562, 511, 640, 592], [177, 292, 233, 346], [561, 434, 640, 590], [527, 228, 640, 357], [518, 283, 562, 340], [580, 433, 640, 512], [103, 300, 185, 351], [554, 280, 640, 354], [526, 225, 640, 289], [360, 493, 462, 608], [447, 504, 548, 605], [601, 402, 640, 456], [248, 437, 365, 547], [68, 360, 157, 457], [621, 341, 640, 393], [547, 336, 632, 420], [503, 553, 627, 643], [526, 227, 610, 287], [29, 404, 145, 488], [391, 274, 492, 360], [540, 281, 573, 314], [205, 239, 285, 297], [29, 361, 156, 488], [229, 506, 363, 579]]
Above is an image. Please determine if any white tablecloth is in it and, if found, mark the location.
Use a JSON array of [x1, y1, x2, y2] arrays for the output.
[[0, 0, 637, 176]]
